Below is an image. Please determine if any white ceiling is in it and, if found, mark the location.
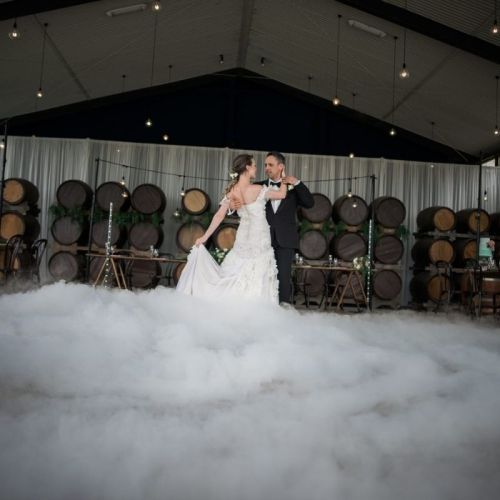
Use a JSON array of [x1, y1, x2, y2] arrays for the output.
[[0, 0, 499, 158]]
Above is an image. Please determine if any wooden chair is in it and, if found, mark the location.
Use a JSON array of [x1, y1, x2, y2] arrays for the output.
[[29, 238, 47, 283], [0, 235, 24, 283]]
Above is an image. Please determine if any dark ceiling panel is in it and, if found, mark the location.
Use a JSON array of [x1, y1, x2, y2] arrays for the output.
[[336, 0, 500, 65], [0, 0, 98, 21]]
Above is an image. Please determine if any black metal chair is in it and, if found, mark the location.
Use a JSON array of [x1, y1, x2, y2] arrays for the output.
[[0, 235, 24, 283], [29, 238, 47, 283]]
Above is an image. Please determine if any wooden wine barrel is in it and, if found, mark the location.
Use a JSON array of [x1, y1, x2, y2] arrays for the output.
[[181, 188, 210, 215], [332, 195, 369, 226], [176, 222, 206, 252], [371, 196, 406, 228], [95, 182, 130, 212], [173, 262, 186, 285], [129, 260, 161, 288], [128, 222, 163, 251], [51, 216, 88, 245], [299, 230, 328, 260], [373, 270, 402, 300], [56, 180, 93, 209], [92, 220, 126, 248], [3, 178, 39, 206], [131, 184, 166, 215], [295, 268, 325, 297], [411, 238, 455, 265], [213, 223, 238, 250], [455, 209, 490, 234], [48, 251, 85, 281], [417, 206, 456, 232], [0, 211, 40, 242], [330, 232, 367, 261], [454, 239, 477, 267], [299, 193, 332, 223], [374, 235, 404, 264], [410, 273, 450, 303]]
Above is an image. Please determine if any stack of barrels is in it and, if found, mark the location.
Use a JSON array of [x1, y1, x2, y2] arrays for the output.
[[371, 197, 406, 307], [0, 178, 41, 275], [410, 206, 492, 306], [297, 193, 406, 306], [298, 193, 334, 300], [48, 180, 93, 282], [49, 180, 167, 288]]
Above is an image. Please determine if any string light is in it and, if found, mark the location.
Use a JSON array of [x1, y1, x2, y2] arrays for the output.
[[180, 186, 186, 197], [8, 19, 20, 39], [333, 14, 342, 106], [389, 36, 398, 136], [483, 190, 488, 202], [145, 118, 153, 127], [162, 134, 169, 141], [36, 23, 48, 99], [152, 1, 161, 12], [492, 0, 498, 33], [399, 1, 410, 79], [349, 153, 355, 158], [0, 140, 5, 149], [120, 176, 126, 186], [173, 208, 181, 218], [494, 76, 499, 135]]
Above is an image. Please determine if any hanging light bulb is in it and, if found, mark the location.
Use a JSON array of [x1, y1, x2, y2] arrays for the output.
[[493, 0, 499, 33], [348, 152, 355, 158], [145, 117, 153, 127], [399, 63, 410, 79], [483, 190, 488, 202], [152, 0, 161, 12], [8, 20, 20, 40], [495, 126, 499, 136], [120, 176, 126, 186], [332, 14, 342, 107], [173, 208, 181, 218], [36, 23, 48, 100], [180, 186, 186, 197], [121, 189, 128, 198], [347, 188, 352, 198], [219, 54, 224, 65], [495, 77, 499, 136], [0, 140, 5, 149], [389, 127, 396, 136], [260, 56, 266, 67], [352, 199, 358, 208], [429, 163, 435, 169], [162, 133, 169, 141]]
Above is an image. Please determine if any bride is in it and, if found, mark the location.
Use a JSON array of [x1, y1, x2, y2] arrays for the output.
[[176, 154, 288, 303]]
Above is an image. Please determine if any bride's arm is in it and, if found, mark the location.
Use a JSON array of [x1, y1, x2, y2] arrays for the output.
[[194, 199, 229, 246]]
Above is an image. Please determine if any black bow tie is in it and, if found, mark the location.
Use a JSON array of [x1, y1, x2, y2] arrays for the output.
[[270, 181, 281, 187]]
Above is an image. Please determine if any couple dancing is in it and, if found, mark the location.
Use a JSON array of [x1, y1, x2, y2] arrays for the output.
[[176, 151, 314, 305]]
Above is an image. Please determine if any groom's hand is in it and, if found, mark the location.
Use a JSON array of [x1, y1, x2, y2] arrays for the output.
[[282, 175, 298, 185], [229, 198, 242, 211]]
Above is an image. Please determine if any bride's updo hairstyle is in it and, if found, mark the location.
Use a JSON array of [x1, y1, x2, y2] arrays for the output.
[[225, 154, 253, 194]]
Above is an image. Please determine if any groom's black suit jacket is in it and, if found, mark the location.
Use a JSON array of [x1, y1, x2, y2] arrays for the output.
[[255, 180, 314, 249]]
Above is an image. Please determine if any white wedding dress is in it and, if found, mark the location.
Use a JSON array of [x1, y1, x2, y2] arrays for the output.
[[176, 186, 279, 303]]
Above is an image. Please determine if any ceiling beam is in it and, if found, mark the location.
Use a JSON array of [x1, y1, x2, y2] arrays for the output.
[[237, 0, 256, 67], [0, 0, 98, 21], [336, 0, 500, 66]]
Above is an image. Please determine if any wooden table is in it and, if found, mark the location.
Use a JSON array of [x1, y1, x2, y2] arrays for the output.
[[292, 264, 368, 311]]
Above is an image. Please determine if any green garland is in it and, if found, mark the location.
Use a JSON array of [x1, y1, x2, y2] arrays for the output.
[[49, 204, 163, 227]]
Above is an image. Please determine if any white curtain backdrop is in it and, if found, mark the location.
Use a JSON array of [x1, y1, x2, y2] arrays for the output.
[[3, 136, 499, 305]]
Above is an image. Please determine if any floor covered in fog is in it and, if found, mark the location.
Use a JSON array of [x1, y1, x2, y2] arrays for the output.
[[1, 283, 499, 500]]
